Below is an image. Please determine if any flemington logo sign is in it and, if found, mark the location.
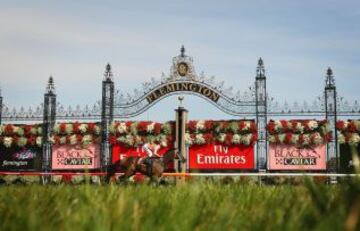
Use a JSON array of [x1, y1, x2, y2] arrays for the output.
[[146, 82, 220, 104]]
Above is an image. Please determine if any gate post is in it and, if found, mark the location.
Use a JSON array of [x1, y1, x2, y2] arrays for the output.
[[324, 67, 338, 177], [175, 98, 188, 178], [255, 58, 267, 172], [42, 76, 56, 184], [101, 64, 114, 171], [0, 87, 2, 125]]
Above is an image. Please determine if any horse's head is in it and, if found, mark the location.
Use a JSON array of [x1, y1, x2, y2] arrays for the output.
[[162, 148, 186, 164], [174, 149, 186, 163]]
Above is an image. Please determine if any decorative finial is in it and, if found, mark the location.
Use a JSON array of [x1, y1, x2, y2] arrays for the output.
[[46, 76, 55, 94], [178, 96, 184, 107], [180, 45, 185, 57], [104, 63, 113, 81], [256, 57, 265, 79], [325, 67, 335, 88], [327, 67, 333, 77]]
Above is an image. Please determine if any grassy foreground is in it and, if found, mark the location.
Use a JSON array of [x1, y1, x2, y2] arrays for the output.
[[0, 179, 359, 231]]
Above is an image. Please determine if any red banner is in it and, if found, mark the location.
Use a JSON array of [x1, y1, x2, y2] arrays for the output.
[[189, 144, 254, 169], [112, 144, 174, 163]]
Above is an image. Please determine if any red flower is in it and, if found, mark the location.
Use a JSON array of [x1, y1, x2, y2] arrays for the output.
[[137, 121, 149, 133], [267, 121, 276, 134], [324, 132, 332, 142], [225, 133, 233, 145], [27, 136, 36, 146], [348, 121, 357, 133], [73, 122, 80, 133], [187, 121, 197, 132], [154, 123, 162, 135], [280, 120, 288, 132], [109, 135, 117, 145], [285, 133, 292, 144], [239, 121, 246, 131], [250, 121, 257, 133], [251, 133, 258, 144], [203, 133, 214, 144], [336, 120, 345, 131], [24, 125, 33, 136], [205, 121, 213, 131], [54, 136, 61, 145], [4, 124, 14, 135], [76, 134, 82, 143], [60, 123, 67, 134], [88, 123, 96, 133]]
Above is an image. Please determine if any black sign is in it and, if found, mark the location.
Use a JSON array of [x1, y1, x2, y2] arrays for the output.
[[146, 82, 220, 104], [0, 146, 41, 171]]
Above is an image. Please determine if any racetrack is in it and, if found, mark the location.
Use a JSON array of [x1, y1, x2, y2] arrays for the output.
[[0, 178, 359, 231]]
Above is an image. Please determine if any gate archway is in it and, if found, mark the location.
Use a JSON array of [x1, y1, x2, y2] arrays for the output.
[[101, 46, 267, 170]]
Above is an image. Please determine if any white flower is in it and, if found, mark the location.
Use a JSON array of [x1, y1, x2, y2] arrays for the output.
[[295, 122, 304, 133], [241, 134, 252, 145], [312, 133, 323, 145], [3, 137, 13, 148], [278, 134, 286, 143], [60, 136, 67, 145], [195, 134, 205, 144], [147, 122, 155, 133], [49, 136, 56, 144], [185, 133, 193, 145], [117, 122, 127, 134], [79, 124, 88, 134], [53, 124, 60, 134], [291, 134, 299, 144], [196, 120, 205, 131], [232, 134, 241, 144], [0, 125, 4, 135], [31, 127, 39, 135], [274, 120, 282, 132], [94, 125, 101, 135], [125, 135, 134, 146], [217, 133, 226, 142], [268, 135, 276, 143], [308, 121, 318, 130], [36, 137, 42, 146], [349, 133, 360, 146], [15, 127, 24, 136], [82, 135, 93, 146], [69, 135, 77, 145], [302, 134, 310, 145], [338, 133, 345, 144], [37, 127, 42, 135], [66, 124, 73, 134]]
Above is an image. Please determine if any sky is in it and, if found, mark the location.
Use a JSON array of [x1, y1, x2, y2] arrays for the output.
[[0, 0, 359, 121]]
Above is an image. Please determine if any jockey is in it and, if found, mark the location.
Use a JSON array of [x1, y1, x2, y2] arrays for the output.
[[142, 142, 161, 168]]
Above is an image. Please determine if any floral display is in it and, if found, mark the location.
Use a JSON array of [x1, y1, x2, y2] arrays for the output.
[[336, 120, 360, 146], [109, 121, 175, 147], [267, 120, 331, 146], [51, 122, 101, 146], [0, 124, 43, 148], [185, 120, 257, 146]]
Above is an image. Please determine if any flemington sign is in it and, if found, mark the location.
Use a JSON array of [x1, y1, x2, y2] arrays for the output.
[[146, 82, 220, 104]]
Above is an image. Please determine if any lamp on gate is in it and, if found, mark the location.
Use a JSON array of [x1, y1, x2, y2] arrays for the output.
[[178, 96, 184, 108]]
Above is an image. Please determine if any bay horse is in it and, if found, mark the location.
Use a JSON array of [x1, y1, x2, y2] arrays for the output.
[[106, 148, 185, 185]]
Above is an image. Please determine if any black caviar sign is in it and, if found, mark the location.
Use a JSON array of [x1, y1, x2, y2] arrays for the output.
[[146, 82, 220, 104]]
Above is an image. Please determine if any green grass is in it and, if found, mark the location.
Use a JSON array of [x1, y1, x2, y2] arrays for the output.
[[0, 179, 359, 231]]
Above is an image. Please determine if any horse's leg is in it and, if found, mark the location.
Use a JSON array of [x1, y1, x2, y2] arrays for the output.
[[119, 164, 136, 184]]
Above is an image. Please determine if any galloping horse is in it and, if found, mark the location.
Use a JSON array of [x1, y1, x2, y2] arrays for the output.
[[106, 148, 185, 184]]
